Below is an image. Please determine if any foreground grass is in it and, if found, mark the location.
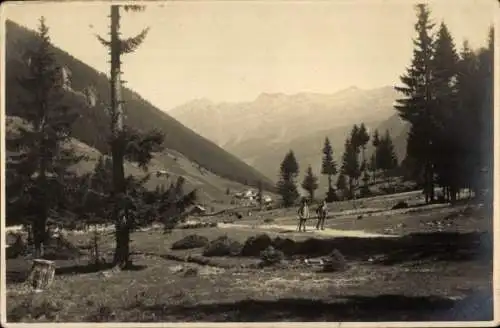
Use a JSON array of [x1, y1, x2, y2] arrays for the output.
[[6, 204, 493, 322], [7, 253, 492, 322]]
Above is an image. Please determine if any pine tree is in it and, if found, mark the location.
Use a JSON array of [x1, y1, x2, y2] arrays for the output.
[[476, 27, 494, 202], [6, 17, 83, 257], [321, 137, 337, 201], [357, 123, 370, 164], [370, 129, 380, 183], [369, 153, 377, 183], [349, 124, 361, 149], [455, 40, 480, 196], [336, 174, 347, 199], [301, 165, 319, 201], [372, 129, 380, 148], [361, 171, 371, 197], [431, 22, 460, 202], [96, 5, 164, 268], [376, 130, 398, 186], [395, 4, 436, 204], [341, 138, 360, 199], [257, 180, 263, 209], [277, 150, 300, 207]]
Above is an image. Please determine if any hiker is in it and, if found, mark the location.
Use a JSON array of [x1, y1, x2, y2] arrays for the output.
[[316, 199, 328, 230], [297, 198, 310, 232]]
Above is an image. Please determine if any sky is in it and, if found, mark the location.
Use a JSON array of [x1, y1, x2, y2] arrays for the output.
[[2, 0, 497, 111]]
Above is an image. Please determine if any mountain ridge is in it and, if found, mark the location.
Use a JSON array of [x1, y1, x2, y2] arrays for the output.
[[5, 19, 275, 192], [169, 84, 409, 191]]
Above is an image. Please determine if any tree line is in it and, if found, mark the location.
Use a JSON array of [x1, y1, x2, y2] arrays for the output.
[[276, 4, 493, 208], [277, 124, 398, 206], [395, 4, 493, 204]]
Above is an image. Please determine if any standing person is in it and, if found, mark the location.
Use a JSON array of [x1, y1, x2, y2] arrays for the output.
[[297, 198, 310, 232], [316, 199, 328, 230]]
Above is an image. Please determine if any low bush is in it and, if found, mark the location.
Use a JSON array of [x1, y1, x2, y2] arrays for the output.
[[202, 235, 242, 257], [392, 201, 409, 210], [171, 234, 209, 250], [43, 235, 82, 260], [241, 234, 273, 256], [322, 249, 347, 272], [6, 233, 26, 259], [260, 246, 284, 266], [272, 237, 296, 255]]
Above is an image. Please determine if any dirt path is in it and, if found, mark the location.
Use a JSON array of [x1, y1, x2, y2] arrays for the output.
[[218, 223, 398, 238]]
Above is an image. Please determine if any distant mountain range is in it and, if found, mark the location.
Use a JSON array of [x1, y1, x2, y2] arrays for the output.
[[5, 20, 275, 200], [169, 86, 410, 192]]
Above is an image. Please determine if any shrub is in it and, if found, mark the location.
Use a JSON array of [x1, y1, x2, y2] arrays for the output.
[[392, 201, 409, 210], [43, 235, 81, 260], [183, 266, 199, 277], [6, 233, 26, 259], [322, 249, 347, 272], [202, 235, 242, 257], [241, 233, 273, 256], [300, 238, 327, 256], [260, 246, 284, 266], [171, 234, 209, 250], [9, 299, 64, 322], [272, 236, 296, 255]]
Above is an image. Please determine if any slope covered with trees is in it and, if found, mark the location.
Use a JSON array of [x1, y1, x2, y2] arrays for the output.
[[5, 20, 274, 191]]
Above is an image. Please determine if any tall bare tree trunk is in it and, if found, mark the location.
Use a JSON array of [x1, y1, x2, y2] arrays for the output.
[[109, 5, 129, 268]]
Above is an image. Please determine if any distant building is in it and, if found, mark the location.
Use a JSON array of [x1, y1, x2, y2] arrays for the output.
[[263, 195, 273, 204], [156, 170, 170, 178], [190, 205, 207, 216]]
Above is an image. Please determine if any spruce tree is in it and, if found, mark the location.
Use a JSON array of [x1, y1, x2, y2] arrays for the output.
[[321, 137, 337, 200], [341, 138, 360, 199], [257, 180, 264, 209], [376, 130, 398, 186], [369, 153, 377, 183], [96, 4, 165, 268], [476, 27, 494, 201], [455, 40, 480, 195], [357, 123, 370, 163], [301, 165, 319, 201], [277, 150, 300, 207], [7, 17, 83, 257], [395, 4, 436, 203], [336, 174, 347, 199], [370, 129, 380, 183], [431, 22, 460, 202]]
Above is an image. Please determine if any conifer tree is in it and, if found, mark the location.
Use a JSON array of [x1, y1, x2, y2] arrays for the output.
[[341, 138, 360, 199], [369, 153, 377, 183], [301, 165, 319, 201], [455, 40, 479, 195], [321, 137, 337, 201], [357, 123, 370, 164], [277, 150, 300, 207], [257, 180, 264, 209], [336, 174, 347, 199], [431, 22, 460, 202], [395, 4, 436, 203], [6, 17, 84, 257], [96, 4, 168, 268], [376, 130, 398, 186], [476, 27, 494, 202]]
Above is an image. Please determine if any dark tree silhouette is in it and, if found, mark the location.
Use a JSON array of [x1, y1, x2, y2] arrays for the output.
[[277, 150, 300, 207]]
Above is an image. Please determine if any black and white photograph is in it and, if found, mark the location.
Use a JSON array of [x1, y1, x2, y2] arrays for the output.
[[0, 0, 497, 324]]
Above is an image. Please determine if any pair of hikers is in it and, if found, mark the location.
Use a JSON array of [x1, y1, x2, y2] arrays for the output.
[[297, 198, 328, 232]]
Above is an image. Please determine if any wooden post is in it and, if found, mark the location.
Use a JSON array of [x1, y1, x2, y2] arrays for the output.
[[27, 259, 56, 290]]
